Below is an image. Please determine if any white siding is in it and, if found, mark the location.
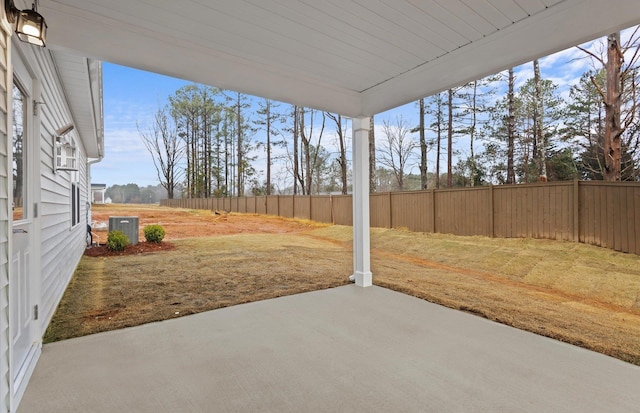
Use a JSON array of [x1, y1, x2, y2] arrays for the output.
[[1, 38, 95, 413], [21, 47, 90, 331], [0, 22, 9, 413]]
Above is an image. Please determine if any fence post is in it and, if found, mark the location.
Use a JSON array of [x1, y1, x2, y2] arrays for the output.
[[330, 195, 334, 224], [573, 179, 580, 242]]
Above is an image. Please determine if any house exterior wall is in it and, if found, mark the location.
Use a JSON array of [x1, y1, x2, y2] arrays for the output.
[[0, 26, 94, 413]]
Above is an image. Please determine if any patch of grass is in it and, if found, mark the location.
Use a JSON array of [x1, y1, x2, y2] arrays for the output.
[[359, 227, 640, 311], [49, 205, 640, 366], [44, 233, 351, 343]]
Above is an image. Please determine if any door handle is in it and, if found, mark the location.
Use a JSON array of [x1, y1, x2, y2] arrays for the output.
[[12, 229, 28, 234]]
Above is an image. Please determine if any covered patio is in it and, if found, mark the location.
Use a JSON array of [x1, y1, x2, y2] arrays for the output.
[[18, 286, 640, 412], [13, 0, 640, 411]]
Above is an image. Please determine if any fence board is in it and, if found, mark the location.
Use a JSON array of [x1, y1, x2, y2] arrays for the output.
[[559, 185, 573, 241], [580, 185, 588, 243], [246, 197, 255, 214], [601, 187, 609, 248], [604, 186, 612, 248], [632, 188, 637, 252], [435, 190, 452, 235], [512, 187, 520, 237], [545, 186, 553, 239], [513, 187, 522, 237], [588, 186, 597, 245], [279, 196, 294, 218], [493, 187, 504, 237], [310, 196, 332, 223], [293, 197, 310, 220], [590, 184, 605, 248], [370, 193, 391, 228], [595, 185, 604, 247], [265, 196, 278, 216], [607, 187, 614, 248], [618, 188, 627, 252], [635, 187, 640, 255], [517, 188, 525, 237], [332, 195, 352, 226], [529, 186, 538, 238]]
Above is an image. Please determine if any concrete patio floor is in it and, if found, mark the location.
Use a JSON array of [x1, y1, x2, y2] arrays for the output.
[[18, 285, 640, 412]]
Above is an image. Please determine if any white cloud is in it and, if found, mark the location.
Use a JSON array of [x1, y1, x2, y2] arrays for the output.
[[92, 125, 159, 186]]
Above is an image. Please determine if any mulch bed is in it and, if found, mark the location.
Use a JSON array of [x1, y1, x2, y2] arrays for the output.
[[84, 241, 176, 257]]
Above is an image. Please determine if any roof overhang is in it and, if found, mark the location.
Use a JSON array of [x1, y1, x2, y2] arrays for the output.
[[51, 47, 104, 158], [39, 0, 640, 117]]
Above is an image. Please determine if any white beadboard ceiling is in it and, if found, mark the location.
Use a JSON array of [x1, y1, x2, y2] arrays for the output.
[[40, 0, 640, 117]]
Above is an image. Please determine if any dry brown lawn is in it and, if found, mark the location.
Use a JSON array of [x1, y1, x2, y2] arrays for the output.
[[45, 204, 640, 366]]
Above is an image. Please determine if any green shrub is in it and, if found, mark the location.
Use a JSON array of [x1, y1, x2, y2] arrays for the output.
[[144, 224, 166, 243], [107, 230, 130, 251]]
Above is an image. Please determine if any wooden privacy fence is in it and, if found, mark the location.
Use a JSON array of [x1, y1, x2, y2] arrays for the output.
[[161, 180, 640, 255]]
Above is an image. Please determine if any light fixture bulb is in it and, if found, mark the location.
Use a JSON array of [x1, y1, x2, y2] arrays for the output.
[[20, 21, 40, 37]]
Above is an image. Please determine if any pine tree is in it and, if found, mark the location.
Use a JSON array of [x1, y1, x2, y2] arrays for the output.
[[255, 99, 284, 195], [326, 113, 349, 194], [578, 27, 640, 181]]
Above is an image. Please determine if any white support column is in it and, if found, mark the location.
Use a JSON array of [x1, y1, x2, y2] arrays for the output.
[[351, 116, 372, 287]]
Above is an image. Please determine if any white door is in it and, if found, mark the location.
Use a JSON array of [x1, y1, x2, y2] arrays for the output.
[[10, 74, 36, 388]]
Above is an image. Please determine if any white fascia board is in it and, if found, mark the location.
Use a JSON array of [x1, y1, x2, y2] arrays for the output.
[[87, 58, 104, 160]]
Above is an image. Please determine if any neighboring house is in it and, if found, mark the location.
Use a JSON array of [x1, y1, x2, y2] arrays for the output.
[[91, 183, 107, 204], [0, 12, 103, 412]]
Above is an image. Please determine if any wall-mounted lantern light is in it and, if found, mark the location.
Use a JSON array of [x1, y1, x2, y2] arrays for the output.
[[5, 0, 47, 47], [53, 123, 78, 172]]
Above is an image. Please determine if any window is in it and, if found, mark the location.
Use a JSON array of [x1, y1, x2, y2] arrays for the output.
[[54, 136, 78, 172], [12, 82, 27, 221], [71, 183, 80, 226]]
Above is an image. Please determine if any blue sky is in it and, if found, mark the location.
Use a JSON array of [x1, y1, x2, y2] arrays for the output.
[[91, 29, 635, 189], [93, 65, 191, 186]]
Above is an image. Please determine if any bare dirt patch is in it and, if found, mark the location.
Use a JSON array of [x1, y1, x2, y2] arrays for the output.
[[89, 203, 315, 242]]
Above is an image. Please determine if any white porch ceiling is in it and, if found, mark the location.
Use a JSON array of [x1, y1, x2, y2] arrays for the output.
[[40, 0, 640, 117]]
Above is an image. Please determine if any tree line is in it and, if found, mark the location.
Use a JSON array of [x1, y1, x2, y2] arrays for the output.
[[140, 28, 640, 199]]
